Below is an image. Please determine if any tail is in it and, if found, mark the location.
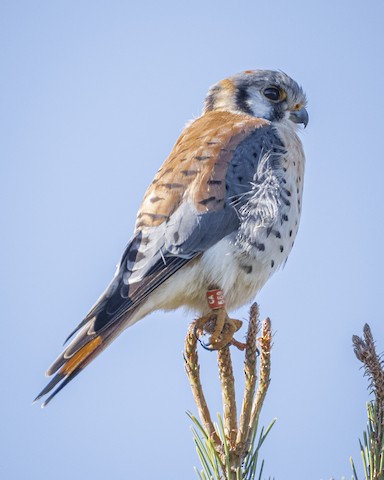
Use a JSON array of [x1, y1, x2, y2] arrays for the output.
[[34, 280, 139, 407], [34, 229, 191, 407], [34, 234, 145, 407], [33, 326, 118, 407]]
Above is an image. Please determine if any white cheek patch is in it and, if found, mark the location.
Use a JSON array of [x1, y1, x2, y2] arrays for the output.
[[247, 87, 272, 119]]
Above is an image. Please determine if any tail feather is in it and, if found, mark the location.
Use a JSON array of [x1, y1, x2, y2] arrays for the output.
[[40, 370, 83, 408], [34, 335, 106, 407], [45, 324, 95, 376], [35, 228, 191, 406], [63, 318, 91, 345], [33, 371, 66, 402]]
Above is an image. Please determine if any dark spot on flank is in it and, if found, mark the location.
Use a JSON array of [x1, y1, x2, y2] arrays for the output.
[[238, 176, 243, 183], [282, 197, 291, 206], [283, 188, 291, 196], [271, 260, 275, 268], [283, 167, 287, 172], [256, 243, 265, 251], [282, 214, 289, 222], [280, 245, 284, 253], [266, 226, 272, 237], [275, 231, 281, 239], [289, 230, 293, 237], [242, 265, 253, 274]]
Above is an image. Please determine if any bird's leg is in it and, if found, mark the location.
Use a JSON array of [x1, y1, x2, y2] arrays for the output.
[[194, 289, 245, 350]]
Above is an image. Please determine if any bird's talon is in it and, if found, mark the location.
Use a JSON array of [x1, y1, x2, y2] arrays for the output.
[[194, 310, 243, 351]]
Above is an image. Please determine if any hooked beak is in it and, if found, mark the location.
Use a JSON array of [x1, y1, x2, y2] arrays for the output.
[[290, 106, 309, 128]]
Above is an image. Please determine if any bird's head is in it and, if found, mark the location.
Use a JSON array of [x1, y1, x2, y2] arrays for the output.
[[203, 69, 308, 127]]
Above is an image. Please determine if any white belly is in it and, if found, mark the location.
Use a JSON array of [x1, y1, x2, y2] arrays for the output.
[[134, 220, 296, 318]]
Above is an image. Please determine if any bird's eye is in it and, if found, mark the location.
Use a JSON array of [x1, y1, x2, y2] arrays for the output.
[[263, 87, 285, 102]]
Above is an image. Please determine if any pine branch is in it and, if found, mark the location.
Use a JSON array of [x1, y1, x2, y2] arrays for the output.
[[184, 323, 223, 452], [351, 324, 384, 480], [184, 303, 274, 480], [236, 304, 259, 451]]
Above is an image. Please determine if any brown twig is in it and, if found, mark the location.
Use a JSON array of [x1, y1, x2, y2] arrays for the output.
[[184, 322, 221, 448], [246, 317, 272, 452], [236, 303, 259, 452], [217, 344, 238, 449], [185, 303, 273, 479]]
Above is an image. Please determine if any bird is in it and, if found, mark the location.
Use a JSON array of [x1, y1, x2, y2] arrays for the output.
[[35, 69, 308, 407]]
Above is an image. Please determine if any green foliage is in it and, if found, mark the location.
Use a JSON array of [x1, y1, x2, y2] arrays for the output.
[[188, 412, 276, 480], [242, 418, 275, 480], [350, 401, 384, 480]]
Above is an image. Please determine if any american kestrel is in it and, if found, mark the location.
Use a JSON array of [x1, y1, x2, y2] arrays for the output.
[[35, 69, 308, 406]]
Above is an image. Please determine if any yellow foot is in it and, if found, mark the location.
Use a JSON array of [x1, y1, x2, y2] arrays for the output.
[[194, 307, 244, 350]]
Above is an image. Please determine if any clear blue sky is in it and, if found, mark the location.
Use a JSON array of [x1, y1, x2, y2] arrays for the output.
[[2, 1, 384, 479]]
